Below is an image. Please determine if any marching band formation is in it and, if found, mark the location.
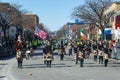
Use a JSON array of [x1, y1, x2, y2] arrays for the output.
[[15, 35, 116, 69], [42, 39, 111, 68]]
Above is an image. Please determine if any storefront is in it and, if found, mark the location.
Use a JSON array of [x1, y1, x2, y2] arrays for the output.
[[104, 29, 112, 40], [9, 26, 17, 40]]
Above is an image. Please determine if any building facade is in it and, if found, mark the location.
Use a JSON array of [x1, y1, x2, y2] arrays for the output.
[[0, 2, 23, 40], [104, 2, 120, 40], [22, 14, 39, 41], [64, 22, 97, 40], [22, 14, 39, 32]]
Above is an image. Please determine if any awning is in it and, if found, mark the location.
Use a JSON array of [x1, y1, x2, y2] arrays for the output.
[[104, 30, 111, 34]]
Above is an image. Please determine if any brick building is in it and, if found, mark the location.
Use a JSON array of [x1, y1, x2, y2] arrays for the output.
[[22, 14, 39, 32], [64, 22, 97, 40], [104, 1, 120, 40], [0, 2, 22, 26], [0, 2, 22, 40], [22, 14, 39, 41]]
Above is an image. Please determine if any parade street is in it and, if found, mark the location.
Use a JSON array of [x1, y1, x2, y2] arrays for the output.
[[0, 48, 120, 80]]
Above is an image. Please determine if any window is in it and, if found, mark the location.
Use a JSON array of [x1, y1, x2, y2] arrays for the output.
[[110, 15, 114, 22]]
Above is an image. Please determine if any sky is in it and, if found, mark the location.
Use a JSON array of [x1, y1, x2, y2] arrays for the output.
[[2, 0, 84, 31]]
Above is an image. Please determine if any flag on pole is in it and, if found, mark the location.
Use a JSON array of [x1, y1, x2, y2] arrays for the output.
[[34, 27, 47, 39], [80, 29, 86, 40], [34, 27, 40, 36], [39, 30, 47, 39]]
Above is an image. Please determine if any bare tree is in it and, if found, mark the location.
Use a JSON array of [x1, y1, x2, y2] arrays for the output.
[[10, 2, 29, 36], [72, 0, 114, 40], [56, 27, 66, 39], [38, 23, 44, 29], [9, 2, 28, 26], [11, 1, 28, 14]]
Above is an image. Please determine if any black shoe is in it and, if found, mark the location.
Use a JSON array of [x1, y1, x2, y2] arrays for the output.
[[80, 65, 84, 67], [20, 66, 22, 69], [18, 65, 20, 68]]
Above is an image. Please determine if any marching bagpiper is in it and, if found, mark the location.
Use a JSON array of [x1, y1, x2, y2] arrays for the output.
[[104, 53, 109, 67], [78, 51, 84, 67], [58, 45, 66, 61], [45, 41, 54, 68], [16, 49, 23, 69], [43, 45, 47, 64], [73, 44, 79, 64], [93, 49, 98, 62], [98, 49, 104, 64]]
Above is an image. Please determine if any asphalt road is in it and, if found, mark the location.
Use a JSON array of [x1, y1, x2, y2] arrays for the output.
[[1, 48, 120, 80]]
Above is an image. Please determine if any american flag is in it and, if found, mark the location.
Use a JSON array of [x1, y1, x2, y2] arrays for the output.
[[34, 27, 47, 39]]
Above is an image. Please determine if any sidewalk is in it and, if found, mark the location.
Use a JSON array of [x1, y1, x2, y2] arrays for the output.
[[109, 58, 120, 63], [0, 47, 15, 58]]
